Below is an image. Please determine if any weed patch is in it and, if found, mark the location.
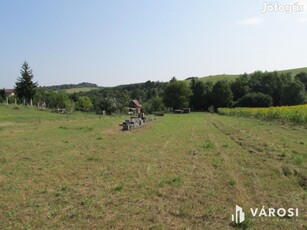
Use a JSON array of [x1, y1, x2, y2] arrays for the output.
[[159, 176, 183, 187]]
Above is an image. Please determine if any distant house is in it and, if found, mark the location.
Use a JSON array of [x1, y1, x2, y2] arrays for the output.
[[5, 89, 15, 98], [129, 99, 142, 114]]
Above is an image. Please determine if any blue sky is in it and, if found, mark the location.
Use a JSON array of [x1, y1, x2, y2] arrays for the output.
[[1, 0, 307, 88]]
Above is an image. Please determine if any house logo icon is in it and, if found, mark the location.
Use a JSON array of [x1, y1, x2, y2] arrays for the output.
[[232, 205, 245, 224]]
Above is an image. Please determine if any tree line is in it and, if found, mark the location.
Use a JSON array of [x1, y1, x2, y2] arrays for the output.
[[187, 70, 307, 111], [1, 62, 307, 113]]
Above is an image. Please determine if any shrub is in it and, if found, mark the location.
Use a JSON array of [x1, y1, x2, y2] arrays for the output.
[[238, 93, 273, 107]]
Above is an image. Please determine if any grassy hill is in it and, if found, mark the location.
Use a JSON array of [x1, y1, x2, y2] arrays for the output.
[[63, 87, 100, 94], [278, 67, 307, 77], [186, 74, 239, 84], [194, 66, 307, 84]]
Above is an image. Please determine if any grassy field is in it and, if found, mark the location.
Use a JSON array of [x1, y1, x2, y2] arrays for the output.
[[0, 105, 306, 229], [63, 87, 100, 94]]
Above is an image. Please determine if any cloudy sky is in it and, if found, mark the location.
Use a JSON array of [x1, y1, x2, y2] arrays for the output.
[[1, 0, 307, 88]]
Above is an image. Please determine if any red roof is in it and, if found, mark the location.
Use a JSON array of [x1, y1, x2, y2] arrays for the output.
[[131, 99, 142, 108]]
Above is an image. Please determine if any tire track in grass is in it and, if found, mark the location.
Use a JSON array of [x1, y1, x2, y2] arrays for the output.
[[206, 114, 307, 229], [203, 115, 257, 206]]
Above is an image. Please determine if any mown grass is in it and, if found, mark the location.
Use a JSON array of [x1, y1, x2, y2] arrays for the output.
[[0, 106, 306, 229]]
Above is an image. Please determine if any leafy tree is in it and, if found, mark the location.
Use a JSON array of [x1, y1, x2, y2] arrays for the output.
[[170, 77, 177, 83], [248, 71, 291, 106], [14, 62, 38, 104], [45, 91, 59, 108], [189, 77, 198, 91], [0, 88, 5, 99], [118, 90, 130, 110], [131, 88, 146, 102], [295, 72, 307, 90], [33, 88, 49, 106], [190, 81, 213, 111], [56, 92, 75, 111], [96, 97, 118, 114], [281, 81, 305, 105], [144, 96, 166, 113], [0, 89, 5, 103], [202, 82, 214, 109], [163, 81, 192, 109], [212, 80, 233, 109], [238, 93, 273, 107], [230, 73, 250, 101], [76, 96, 93, 112]]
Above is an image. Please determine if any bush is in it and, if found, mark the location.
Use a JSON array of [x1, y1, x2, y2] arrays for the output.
[[238, 93, 273, 107]]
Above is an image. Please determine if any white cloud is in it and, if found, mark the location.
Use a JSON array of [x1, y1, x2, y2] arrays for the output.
[[238, 17, 263, 26]]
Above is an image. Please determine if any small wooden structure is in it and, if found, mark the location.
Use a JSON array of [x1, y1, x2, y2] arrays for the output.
[[129, 99, 142, 114]]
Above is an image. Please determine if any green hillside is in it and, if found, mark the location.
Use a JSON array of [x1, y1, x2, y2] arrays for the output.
[[278, 67, 307, 77], [195, 66, 307, 84], [192, 74, 239, 84], [64, 87, 100, 94]]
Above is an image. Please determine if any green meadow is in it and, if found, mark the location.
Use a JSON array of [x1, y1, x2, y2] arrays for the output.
[[0, 105, 306, 229]]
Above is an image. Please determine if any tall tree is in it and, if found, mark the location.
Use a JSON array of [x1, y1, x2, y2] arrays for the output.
[[281, 81, 305, 106], [230, 73, 250, 101], [15, 62, 38, 104], [77, 96, 93, 112], [163, 81, 192, 109], [190, 80, 213, 111], [0, 88, 5, 99], [248, 71, 291, 106], [212, 80, 233, 109], [295, 72, 307, 90]]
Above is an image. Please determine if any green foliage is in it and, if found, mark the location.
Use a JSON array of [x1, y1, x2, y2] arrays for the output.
[[229, 179, 237, 186], [76, 96, 93, 112], [248, 71, 291, 106], [190, 80, 213, 111], [0, 88, 5, 100], [238, 93, 273, 107], [113, 184, 124, 192], [33, 90, 75, 111], [143, 96, 166, 113], [14, 62, 38, 104], [202, 140, 215, 149], [159, 176, 183, 187], [163, 81, 192, 109], [0, 95, 4, 103], [212, 80, 233, 109], [281, 81, 305, 106], [96, 97, 118, 114], [230, 73, 250, 101], [295, 72, 307, 89], [55, 92, 75, 111]]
